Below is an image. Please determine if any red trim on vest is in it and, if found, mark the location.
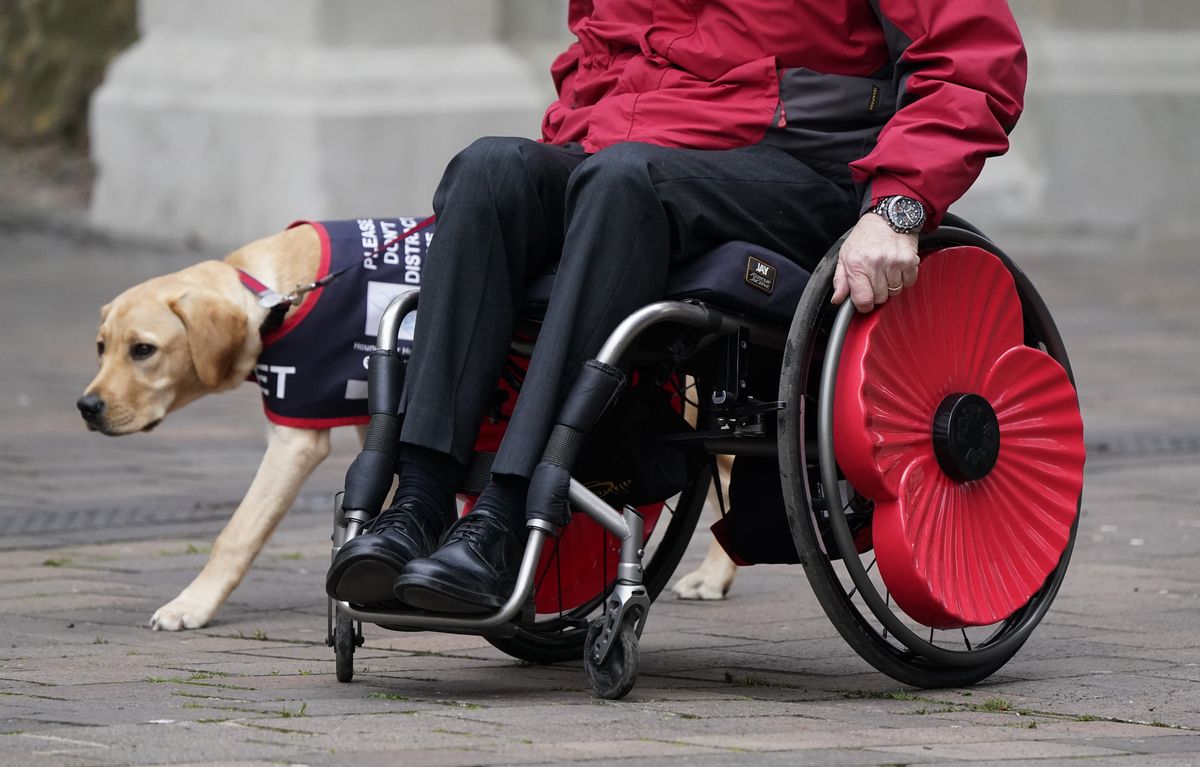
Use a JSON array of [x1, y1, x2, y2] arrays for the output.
[[261, 221, 332, 348], [260, 401, 370, 430]]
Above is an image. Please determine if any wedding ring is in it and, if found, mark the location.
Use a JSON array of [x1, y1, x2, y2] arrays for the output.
[[887, 283, 903, 294]]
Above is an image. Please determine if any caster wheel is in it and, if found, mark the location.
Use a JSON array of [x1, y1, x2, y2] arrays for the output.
[[334, 609, 357, 683], [583, 617, 639, 700]]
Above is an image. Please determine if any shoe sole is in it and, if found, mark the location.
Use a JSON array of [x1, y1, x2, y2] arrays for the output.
[[327, 545, 411, 607], [394, 573, 507, 614]]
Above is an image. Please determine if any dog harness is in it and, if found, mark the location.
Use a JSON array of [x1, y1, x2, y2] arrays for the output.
[[251, 218, 434, 428]]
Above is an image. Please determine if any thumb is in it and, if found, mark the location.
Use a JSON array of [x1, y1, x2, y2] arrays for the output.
[[832, 258, 848, 304]]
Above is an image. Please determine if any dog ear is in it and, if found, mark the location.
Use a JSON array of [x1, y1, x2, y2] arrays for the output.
[[99, 303, 112, 324], [169, 291, 248, 389]]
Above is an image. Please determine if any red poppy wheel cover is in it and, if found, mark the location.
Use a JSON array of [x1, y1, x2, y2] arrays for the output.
[[834, 246, 1085, 628]]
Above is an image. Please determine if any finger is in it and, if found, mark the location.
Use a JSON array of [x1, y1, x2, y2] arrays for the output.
[[832, 257, 848, 304], [869, 265, 890, 308], [883, 263, 906, 294], [883, 250, 918, 291], [849, 269, 878, 313]]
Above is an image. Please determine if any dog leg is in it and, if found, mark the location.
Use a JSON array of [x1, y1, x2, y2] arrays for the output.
[[671, 537, 738, 600], [150, 425, 331, 630], [670, 454, 737, 600]]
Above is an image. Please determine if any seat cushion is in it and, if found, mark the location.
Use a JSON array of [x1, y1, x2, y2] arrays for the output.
[[663, 241, 811, 324], [522, 241, 811, 324]]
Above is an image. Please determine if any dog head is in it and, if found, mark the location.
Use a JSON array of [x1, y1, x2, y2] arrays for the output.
[[79, 264, 255, 435]]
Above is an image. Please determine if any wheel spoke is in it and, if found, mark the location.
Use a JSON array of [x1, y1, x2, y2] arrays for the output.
[[882, 590, 890, 640], [556, 532, 565, 623], [961, 629, 973, 651], [846, 557, 876, 600]]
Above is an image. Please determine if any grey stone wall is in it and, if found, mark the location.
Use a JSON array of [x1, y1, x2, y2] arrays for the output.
[[957, 0, 1200, 237], [1010, 0, 1199, 30], [89, 1, 564, 247], [87, 1, 1200, 246]]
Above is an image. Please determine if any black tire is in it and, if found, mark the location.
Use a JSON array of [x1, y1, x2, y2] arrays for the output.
[[583, 616, 640, 700], [486, 462, 711, 664], [334, 609, 356, 683], [777, 226, 1080, 688]]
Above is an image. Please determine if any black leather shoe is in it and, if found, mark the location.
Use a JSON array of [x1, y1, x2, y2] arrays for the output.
[[325, 500, 450, 607], [394, 508, 526, 614]]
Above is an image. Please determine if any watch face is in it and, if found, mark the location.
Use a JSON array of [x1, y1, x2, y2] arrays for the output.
[[887, 196, 926, 232]]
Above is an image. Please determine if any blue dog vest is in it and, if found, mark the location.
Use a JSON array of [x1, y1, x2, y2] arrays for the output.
[[254, 218, 433, 428]]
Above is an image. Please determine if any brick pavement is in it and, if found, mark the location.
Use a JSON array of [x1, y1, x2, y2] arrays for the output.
[[1, 210, 1199, 766]]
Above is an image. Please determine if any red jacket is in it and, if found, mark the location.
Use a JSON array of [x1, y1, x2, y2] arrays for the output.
[[541, 0, 1027, 226]]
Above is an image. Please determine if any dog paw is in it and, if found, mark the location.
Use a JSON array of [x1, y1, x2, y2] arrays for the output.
[[150, 597, 215, 631], [670, 564, 734, 601]]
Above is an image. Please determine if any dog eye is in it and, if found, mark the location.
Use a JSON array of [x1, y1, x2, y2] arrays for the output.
[[131, 343, 157, 360], [97, 341, 105, 357]]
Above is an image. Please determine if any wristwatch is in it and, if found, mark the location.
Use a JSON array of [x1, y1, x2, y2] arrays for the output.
[[869, 195, 927, 234]]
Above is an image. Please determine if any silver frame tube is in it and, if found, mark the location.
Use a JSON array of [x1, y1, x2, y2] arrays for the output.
[[338, 296, 751, 636], [336, 528, 548, 634], [595, 301, 737, 364], [567, 478, 630, 539], [377, 290, 421, 353]]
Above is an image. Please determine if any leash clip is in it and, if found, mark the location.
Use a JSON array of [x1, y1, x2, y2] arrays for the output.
[[285, 280, 324, 304], [257, 290, 291, 310]]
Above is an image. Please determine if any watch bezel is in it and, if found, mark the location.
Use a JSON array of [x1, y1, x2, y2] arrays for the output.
[[881, 195, 926, 234]]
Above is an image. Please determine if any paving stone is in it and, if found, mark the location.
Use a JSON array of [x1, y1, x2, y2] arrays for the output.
[[872, 739, 1130, 760], [3, 217, 1200, 764], [931, 758, 1200, 767]]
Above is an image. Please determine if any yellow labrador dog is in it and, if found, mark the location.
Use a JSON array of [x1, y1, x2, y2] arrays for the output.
[[79, 224, 365, 631], [82, 221, 738, 631]]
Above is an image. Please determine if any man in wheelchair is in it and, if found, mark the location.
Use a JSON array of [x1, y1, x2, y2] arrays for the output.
[[326, 0, 1028, 615]]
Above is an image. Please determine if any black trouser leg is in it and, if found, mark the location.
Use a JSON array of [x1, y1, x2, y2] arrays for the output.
[[491, 141, 860, 477], [398, 138, 586, 465]]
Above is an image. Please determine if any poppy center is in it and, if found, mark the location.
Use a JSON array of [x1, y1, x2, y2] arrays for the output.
[[932, 393, 1000, 482]]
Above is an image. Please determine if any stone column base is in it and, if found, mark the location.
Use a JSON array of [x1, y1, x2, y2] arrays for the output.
[[90, 34, 553, 248]]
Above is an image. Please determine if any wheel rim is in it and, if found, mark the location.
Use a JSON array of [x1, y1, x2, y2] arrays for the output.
[[782, 227, 1084, 675]]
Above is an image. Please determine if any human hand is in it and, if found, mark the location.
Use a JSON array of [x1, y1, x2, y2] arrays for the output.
[[831, 213, 920, 313]]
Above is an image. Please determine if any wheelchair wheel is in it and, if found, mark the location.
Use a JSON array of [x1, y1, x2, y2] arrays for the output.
[[778, 227, 1084, 688], [486, 461, 712, 664], [583, 614, 640, 700], [333, 607, 360, 683]]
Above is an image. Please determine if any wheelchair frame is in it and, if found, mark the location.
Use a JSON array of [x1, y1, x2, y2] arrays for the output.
[[327, 220, 1082, 699]]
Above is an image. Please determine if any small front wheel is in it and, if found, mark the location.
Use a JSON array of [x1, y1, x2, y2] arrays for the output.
[[334, 609, 357, 683], [583, 617, 639, 700]]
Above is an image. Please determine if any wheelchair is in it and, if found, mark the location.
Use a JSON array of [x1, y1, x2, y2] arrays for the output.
[[326, 215, 1086, 700]]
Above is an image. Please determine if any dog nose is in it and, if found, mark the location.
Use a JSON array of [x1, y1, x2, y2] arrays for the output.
[[77, 394, 106, 420]]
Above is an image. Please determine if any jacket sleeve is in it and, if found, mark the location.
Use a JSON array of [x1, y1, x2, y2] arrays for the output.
[[848, 0, 1027, 228]]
